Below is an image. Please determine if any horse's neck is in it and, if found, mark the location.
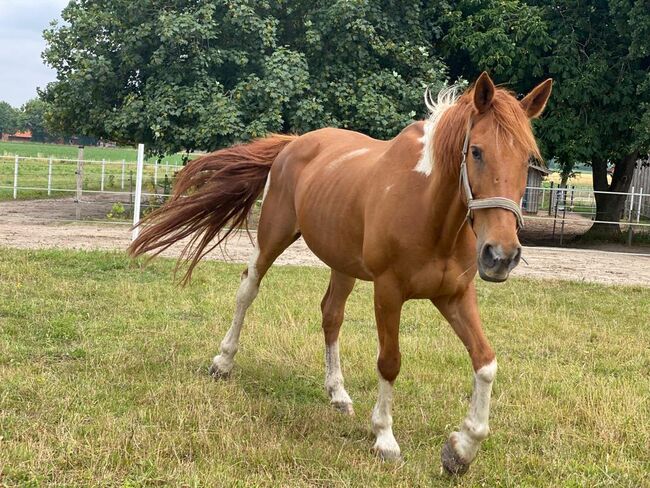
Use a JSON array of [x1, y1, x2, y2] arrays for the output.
[[426, 167, 474, 255]]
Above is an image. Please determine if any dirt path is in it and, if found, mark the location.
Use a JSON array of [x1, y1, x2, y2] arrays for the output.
[[1, 216, 649, 287]]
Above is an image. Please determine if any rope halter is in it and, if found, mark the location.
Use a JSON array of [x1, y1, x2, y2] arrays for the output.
[[459, 120, 525, 229]]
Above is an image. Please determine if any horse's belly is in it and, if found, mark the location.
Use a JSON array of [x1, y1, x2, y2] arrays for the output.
[[300, 229, 372, 280], [296, 178, 371, 279]]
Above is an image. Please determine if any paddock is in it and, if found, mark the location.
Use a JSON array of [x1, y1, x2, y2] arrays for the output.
[[0, 247, 648, 486]]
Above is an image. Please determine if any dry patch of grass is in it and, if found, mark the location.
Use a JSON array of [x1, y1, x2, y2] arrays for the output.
[[547, 171, 594, 188], [0, 249, 648, 486]]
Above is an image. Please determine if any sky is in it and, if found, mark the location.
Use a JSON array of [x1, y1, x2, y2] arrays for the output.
[[0, 0, 69, 108]]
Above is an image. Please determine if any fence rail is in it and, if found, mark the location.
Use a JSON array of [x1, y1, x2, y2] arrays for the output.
[[1, 151, 649, 245]]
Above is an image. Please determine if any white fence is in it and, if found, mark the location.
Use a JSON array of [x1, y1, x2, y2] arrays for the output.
[[1, 151, 649, 245], [0, 147, 182, 236], [630, 163, 650, 218]]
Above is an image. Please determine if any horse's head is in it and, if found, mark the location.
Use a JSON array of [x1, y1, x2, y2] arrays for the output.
[[464, 73, 552, 282]]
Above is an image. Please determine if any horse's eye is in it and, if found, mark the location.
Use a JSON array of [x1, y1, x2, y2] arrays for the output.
[[471, 147, 482, 161]]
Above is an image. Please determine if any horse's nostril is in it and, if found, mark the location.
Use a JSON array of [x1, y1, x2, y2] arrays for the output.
[[513, 246, 522, 264], [481, 244, 498, 268]]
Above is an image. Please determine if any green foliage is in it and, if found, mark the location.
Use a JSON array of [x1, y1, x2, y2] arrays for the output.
[[531, 0, 650, 170], [106, 201, 127, 220], [435, 0, 650, 226], [39, 0, 650, 227], [439, 0, 551, 86], [42, 0, 446, 155], [0, 101, 20, 135], [439, 0, 650, 171], [20, 99, 56, 143]]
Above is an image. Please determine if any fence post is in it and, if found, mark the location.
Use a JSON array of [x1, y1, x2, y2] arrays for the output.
[[132, 144, 145, 241], [47, 157, 53, 196], [636, 188, 643, 223], [154, 160, 158, 186], [13, 155, 18, 199], [121, 159, 126, 190], [560, 187, 566, 246], [76, 146, 84, 220], [129, 170, 133, 215], [548, 181, 554, 216], [101, 158, 106, 192]]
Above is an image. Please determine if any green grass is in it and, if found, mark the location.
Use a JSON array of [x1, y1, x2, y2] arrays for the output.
[[0, 158, 176, 201], [0, 141, 200, 200], [0, 141, 193, 164], [0, 248, 648, 486]]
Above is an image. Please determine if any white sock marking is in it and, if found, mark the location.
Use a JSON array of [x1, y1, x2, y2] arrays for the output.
[[450, 359, 497, 462], [325, 341, 353, 409], [212, 247, 260, 374], [371, 375, 400, 459]]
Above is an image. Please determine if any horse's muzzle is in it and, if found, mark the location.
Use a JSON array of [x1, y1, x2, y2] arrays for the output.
[[478, 243, 522, 282]]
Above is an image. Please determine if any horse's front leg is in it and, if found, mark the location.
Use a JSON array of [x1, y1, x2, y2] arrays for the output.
[[434, 283, 497, 475], [371, 276, 404, 461]]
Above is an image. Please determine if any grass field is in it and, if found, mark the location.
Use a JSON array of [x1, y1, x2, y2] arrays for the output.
[[0, 141, 193, 164], [0, 142, 200, 201], [547, 171, 594, 189], [1, 249, 649, 487], [0, 158, 177, 201]]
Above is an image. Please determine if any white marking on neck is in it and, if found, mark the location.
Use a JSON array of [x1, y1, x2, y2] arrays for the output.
[[414, 85, 462, 176], [327, 148, 369, 170]]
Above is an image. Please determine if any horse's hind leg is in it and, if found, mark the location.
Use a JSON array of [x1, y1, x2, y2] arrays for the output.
[[209, 177, 299, 378], [321, 270, 356, 415]]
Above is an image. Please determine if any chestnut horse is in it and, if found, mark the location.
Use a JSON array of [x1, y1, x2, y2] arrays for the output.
[[129, 72, 552, 474]]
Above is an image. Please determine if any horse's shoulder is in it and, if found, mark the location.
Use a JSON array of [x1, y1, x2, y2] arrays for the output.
[[381, 121, 426, 165]]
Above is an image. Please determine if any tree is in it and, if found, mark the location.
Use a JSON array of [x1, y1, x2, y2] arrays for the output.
[[437, 0, 650, 236], [42, 0, 447, 157], [532, 0, 650, 237], [20, 99, 55, 142], [0, 101, 19, 136]]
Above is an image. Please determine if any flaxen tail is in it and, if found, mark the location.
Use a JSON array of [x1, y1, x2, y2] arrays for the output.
[[128, 134, 296, 283]]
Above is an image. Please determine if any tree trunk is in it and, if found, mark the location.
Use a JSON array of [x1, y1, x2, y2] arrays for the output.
[[586, 152, 639, 238]]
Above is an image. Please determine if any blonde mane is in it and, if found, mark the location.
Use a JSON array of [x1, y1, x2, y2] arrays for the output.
[[417, 83, 542, 177], [414, 84, 463, 175]]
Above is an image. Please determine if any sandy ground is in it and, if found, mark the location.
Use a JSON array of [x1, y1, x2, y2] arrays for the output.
[[1, 197, 649, 287]]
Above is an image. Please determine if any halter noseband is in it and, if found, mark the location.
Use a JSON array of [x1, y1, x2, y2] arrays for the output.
[[459, 120, 525, 229]]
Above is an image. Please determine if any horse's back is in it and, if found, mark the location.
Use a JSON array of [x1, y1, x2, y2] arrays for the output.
[[263, 123, 427, 279]]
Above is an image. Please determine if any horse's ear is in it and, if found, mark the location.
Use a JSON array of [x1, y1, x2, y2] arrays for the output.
[[521, 79, 553, 119], [473, 72, 495, 114]]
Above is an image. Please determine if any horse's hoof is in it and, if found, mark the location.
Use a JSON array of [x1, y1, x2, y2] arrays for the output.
[[372, 438, 401, 462], [209, 365, 230, 379], [331, 401, 355, 416], [441, 438, 470, 475], [209, 356, 233, 379]]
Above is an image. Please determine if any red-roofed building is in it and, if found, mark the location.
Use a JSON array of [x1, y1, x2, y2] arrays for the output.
[[1, 130, 32, 142]]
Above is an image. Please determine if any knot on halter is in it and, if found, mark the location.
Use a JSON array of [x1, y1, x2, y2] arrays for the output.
[[459, 120, 525, 229]]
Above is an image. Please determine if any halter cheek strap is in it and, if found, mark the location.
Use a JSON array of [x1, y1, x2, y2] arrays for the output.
[[459, 121, 525, 229]]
